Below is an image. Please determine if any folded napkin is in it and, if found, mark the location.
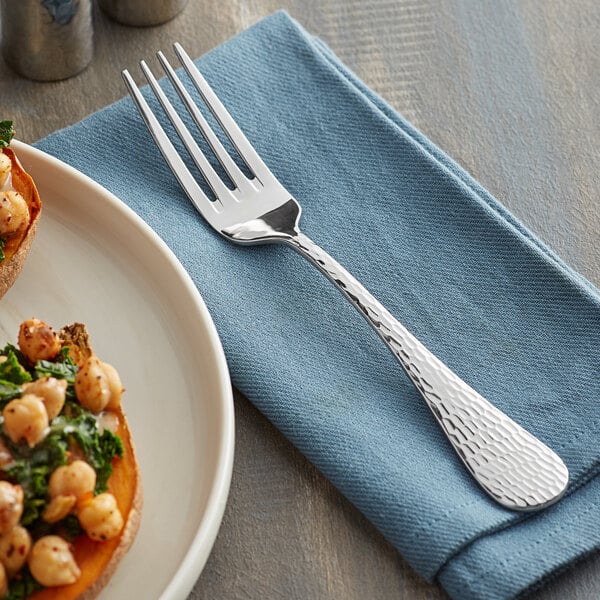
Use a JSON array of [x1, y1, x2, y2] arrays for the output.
[[36, 11, 600, 600]]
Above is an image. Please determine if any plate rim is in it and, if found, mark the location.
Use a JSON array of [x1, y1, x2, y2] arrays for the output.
[[11, 139, 235, 600]]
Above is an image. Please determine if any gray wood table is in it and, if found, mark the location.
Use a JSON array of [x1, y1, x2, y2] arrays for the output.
[[2, 0, 599, 598]]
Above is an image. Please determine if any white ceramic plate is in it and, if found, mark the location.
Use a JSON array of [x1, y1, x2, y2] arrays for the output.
[[1, 141, 235, 599]]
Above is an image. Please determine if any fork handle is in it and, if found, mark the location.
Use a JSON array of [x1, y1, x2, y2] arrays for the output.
[[286, 231, 569, 511]]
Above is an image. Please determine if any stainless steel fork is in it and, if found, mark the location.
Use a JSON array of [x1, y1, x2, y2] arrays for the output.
[[123, 43, 569, 511]]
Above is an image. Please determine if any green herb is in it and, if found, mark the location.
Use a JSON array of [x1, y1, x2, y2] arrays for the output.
[[58, 411, 124, 493], [0, 347, 32, 385], [0, 380, 23, 407], [0, 237, 5, 263], [0, 120, 14, 149], [34, 349, 79, 401], [63, 514, 83, 541], [95, 429, 124, 492], [5, 567, 43, 600], [5, 409, 124, 525], [0, 344, 28, 366], [0, 345, 30, 407], [5, 426, 69, 525], [34, 348, 78, 383]]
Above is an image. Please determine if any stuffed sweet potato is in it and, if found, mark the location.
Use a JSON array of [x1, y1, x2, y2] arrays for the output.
[[0, 319, 142, 599], [0, 121, 42, 299]]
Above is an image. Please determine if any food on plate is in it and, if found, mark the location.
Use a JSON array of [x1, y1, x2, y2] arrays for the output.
[[0, 121, 42, 299], [0, 318, 142, 599]]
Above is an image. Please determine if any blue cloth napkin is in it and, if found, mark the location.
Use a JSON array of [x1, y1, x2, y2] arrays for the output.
[[36, 11, 600, 600]]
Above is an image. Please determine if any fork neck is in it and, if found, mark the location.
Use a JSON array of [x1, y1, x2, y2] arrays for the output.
[[222, 198, 302, 244], [264, 198, 302, 238]]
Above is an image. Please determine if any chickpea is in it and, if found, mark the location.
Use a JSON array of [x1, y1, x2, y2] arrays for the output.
[[0, 525, 31, 577], [0, 562, 7, 597], [78, 493, 123, 541], [43, 495, 77, 524], [97, 410, 119, 434], [24, 377, 67, 421], [0, 152, 10, 188], [48, 460, 96, 500], [0, 482, 23, 534], [18, 318, 62, 364], [0, 438, 13, 470], [0, 190, 29, 237], [102, 362, 124, 410], [28, 536, 80, 587], [74, 356, 110, 413], [3, 394, 49, 447]]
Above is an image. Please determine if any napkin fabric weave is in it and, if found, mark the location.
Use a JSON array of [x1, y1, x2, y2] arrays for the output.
[[36, 12, 600, 600]]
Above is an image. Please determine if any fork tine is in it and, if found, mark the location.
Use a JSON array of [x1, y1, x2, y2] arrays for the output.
[[156, 51, 255, 195], [139, 60, 237, 206], [173, 42, 273, 185], [122, 68, 218, 216]]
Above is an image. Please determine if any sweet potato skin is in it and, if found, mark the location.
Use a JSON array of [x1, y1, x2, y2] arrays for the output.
[[29, 407, 142, 600], [0, 148, 41, 298]]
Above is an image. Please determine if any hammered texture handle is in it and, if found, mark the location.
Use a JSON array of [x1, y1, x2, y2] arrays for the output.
[[286, 231, 569, 510]]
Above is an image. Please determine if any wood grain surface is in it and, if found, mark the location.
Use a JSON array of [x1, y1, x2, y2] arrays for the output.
[[2, 1, 599, 598]]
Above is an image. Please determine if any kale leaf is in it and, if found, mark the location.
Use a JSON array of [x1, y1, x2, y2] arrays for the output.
[[0, 346, 32, 385], [59, 411, 124, 493], [34, 348, 79, 401], [63, 514, 84, 541], [5, 567, 43, 600], [0, 121, 14, 149], [0, 380, 23, 407], [95, 429, 124, 492], [34, 348, 78, 383], [0, 345, 31, 407], [5, 409, 124, 524], [5, 426, 69, 525]]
